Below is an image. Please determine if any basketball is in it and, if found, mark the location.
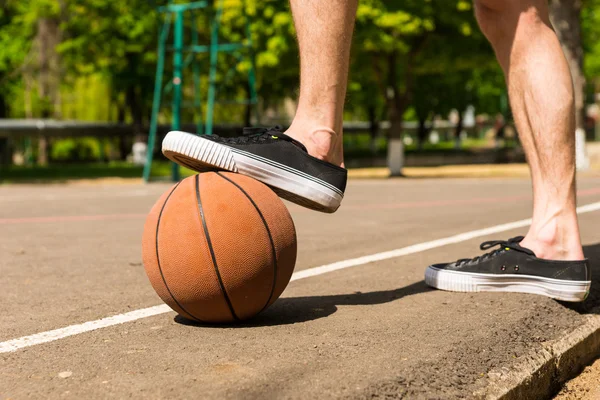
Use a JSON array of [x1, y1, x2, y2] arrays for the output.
[[142, 172, 297, 323]]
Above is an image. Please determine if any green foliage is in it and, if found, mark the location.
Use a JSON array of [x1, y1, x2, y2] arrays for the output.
[[583, 0, 600, 82], [348, 0, 500, 132], [0, 0, 598, 135], [51, 138, 102, 162]]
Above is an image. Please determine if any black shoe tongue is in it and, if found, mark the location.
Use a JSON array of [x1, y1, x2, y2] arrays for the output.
[[275, 132, 308, 153], [513, 242, 537, 257], [242, 126, 308, 153]]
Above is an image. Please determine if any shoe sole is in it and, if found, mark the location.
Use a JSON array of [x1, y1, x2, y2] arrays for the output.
[[425, 266, 591, 302], [162, 131, 344, 213]]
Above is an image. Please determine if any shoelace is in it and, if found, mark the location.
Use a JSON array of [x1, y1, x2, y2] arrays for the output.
[[211, 125, 307, 152], [232, 126, 284, 144], [456, 236, 534, 266], [208, 126, 282, 144]]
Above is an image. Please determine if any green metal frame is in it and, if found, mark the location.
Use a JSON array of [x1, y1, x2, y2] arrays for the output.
[[143, 0, 258, 182]]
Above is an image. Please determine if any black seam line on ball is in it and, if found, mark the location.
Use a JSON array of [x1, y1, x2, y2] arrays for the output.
[[195, 174, 239, 321], [216, 172, 279, 313], [155, 181, 205, 323]]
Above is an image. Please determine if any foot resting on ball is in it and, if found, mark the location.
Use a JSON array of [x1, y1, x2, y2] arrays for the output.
[[162, 127, 347, 213]]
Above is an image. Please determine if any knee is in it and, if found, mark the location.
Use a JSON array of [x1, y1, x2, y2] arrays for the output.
[[474, 0, 546, 46]]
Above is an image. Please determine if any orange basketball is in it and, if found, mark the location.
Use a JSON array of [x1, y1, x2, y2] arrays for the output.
[[142, 172, 297, 323]]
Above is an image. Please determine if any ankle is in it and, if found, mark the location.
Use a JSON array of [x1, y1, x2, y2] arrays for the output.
[[521, 215, 584, 261], [285, 120, 344, 167]]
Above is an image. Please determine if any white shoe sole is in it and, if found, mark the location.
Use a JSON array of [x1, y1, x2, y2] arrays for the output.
[[425, 266, 591, 302], [161, 131, 344, 213]]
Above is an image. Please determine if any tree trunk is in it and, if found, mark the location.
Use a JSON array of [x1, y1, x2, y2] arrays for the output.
[[117, 102, 129, 160], [0, 71, 6, 118], [417, 115, 428, 150], [385, 52, 412, 176], [36, 17, 62, 165], [454, 112, 464, 149], [0, 92, 6, 118], [385, 53, 405, 139], [387, 101, 406, 176], [244, 104, 252, 127], [125, 85, 144, 163], [126, 85, 143, 135], [368, 105, 379, 155], [549, 0, 585, 131], [38, 109, 52, 166], [386, 97, 408, 176], [244, 81, 253, 127]]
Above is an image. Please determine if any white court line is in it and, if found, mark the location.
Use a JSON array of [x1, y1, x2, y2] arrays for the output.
[[2, 200, 600, 354]]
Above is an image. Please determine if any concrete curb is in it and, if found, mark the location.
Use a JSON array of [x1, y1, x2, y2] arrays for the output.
[[476, 311, 600, 399]]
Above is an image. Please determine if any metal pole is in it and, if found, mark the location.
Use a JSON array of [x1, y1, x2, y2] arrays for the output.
[[205, 0, 224, 136], [143, 14, 171, 183], [191, 10, 204, 135], [171, 10, 184, 181], [242, 0, 259, 125]]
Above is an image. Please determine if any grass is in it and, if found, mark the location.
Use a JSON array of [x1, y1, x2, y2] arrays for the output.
[[343, 136, 518, 159], [0, 139, 520, 183], [0, 161, 196, 183]]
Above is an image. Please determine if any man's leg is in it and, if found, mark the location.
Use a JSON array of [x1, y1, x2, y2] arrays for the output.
[[162, 1, 357, 213], [424, 0, 590, 302], [285, 0, 358, 168], [475, 0, 583, 260]]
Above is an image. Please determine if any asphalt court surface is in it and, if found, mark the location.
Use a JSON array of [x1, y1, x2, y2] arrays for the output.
[[2, 176, 600, 399]]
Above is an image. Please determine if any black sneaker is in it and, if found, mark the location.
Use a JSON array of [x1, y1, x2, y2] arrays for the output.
[[424, 236, 591, 302], [162, 127, 347, 213]]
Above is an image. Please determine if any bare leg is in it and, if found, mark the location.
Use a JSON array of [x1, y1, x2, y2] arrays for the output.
[[285, 0, 358, 168], [474, 0, 584, 260]]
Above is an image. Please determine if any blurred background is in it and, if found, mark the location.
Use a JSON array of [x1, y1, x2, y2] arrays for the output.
[[0, 0, 599, 182]]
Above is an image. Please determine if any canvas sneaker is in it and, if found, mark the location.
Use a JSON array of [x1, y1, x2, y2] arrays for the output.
[[424, 236, 591, 302], [162, 127, 347, 213]]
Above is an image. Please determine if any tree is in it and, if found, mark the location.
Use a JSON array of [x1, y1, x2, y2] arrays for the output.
[[0, 0, 67, 164], [353, 0, 434, 142], [0, 1, 27, 118], [582, 0, 600, 139], [549, 0, 586, 133], [583, 0, 600, 81], [59, 1, 162, 132]]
